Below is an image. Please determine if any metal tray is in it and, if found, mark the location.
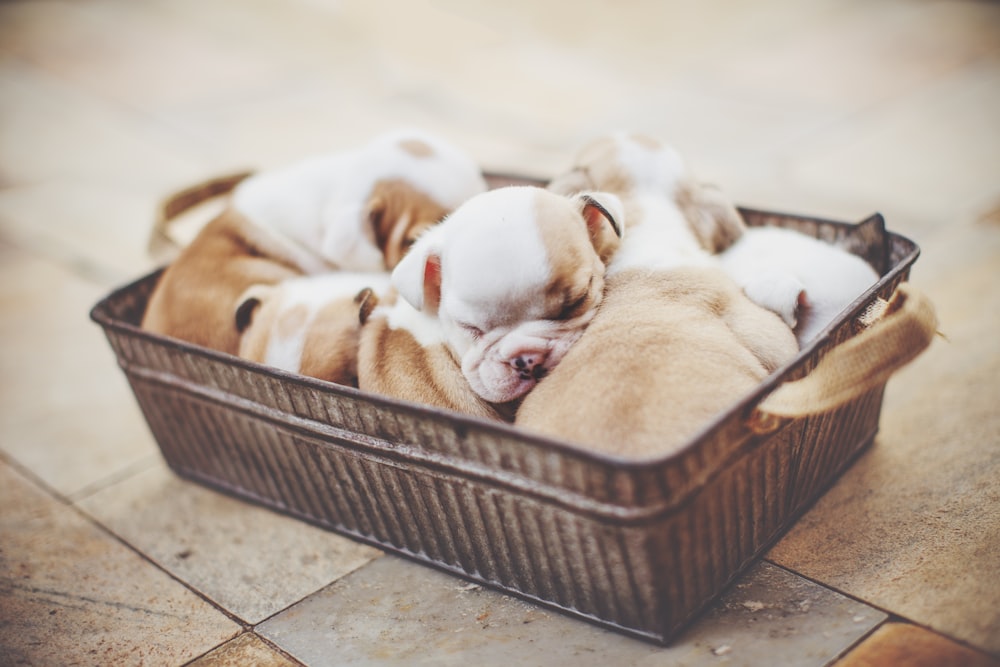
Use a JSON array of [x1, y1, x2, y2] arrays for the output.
[[90, 185, 922, 644]]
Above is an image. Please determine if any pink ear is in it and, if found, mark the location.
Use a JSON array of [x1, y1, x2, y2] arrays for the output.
[[423, 254, 442, 314]]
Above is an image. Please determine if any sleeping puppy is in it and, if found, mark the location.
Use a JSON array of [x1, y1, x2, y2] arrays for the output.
[[548, 130, 746, 262], [142, 129, 485, 354], [515, 131, 797, 458], [357, 289, 512, 422], [231, 128, 487, 272], [719, 226, 880, 346], [515, 267, 799, 458], [554, 131, 876, 345], [391, 186, 625, 405], [234, 272, 391, 387]]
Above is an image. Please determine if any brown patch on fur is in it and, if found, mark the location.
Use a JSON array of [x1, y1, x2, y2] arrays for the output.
[[533, 192, 608, 318], [675, 182, 746, 253], [142, 208, 303, 355], [298, 297, 365, 387], [366, 179, 450, 269], [628, 133, 662, 150], [547, 136, 635, 197], [516, 267, 797, 458], [398, 138, 435, 158]]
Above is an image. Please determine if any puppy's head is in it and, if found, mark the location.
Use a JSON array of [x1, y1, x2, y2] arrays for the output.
[[321, 129, 488, 271], [391, 186, 623, 404], [551, 131, 745, 252]]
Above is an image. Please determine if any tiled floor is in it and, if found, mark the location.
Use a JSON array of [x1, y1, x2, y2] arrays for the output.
[[1, 1, 998, 665]]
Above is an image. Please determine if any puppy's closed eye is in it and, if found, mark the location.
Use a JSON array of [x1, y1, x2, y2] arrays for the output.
[[556, 278, 594, 320], [459, 322, 485, 339]]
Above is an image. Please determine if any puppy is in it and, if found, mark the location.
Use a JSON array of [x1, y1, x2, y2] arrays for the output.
[[515, 267, 799, 458], [357, 290, 512, 422], [231, 128, 488, 271], [555, 132, 875, 345], [548, 130, 746, 266], [515, 132, 797, 458], [234, 272, 391, 387], [391, 186, 625, 404], [719, 226, 880, 346], [142, 129, 485, 354]]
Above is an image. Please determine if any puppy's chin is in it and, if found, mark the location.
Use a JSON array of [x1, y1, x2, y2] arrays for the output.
[[463, 365, 539, 404], [459, 328, 583, 404]]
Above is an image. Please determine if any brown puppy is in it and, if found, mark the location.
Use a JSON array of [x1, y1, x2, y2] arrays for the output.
[[515, 267, 799, 458], [357, 290, 512, 422], [142, 129, 486, 355], [142, 208, 312, 355]]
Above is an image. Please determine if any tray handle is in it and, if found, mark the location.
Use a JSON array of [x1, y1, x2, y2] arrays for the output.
[[147, 170, 255, 259], [748, 283, 938, 434]]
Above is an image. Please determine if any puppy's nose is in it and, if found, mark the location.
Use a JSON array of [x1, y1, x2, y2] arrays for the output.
[[512, 354, 547, 381]]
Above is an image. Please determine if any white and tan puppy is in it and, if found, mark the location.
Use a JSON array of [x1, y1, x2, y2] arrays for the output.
[[720, 226, 880, 346], [231, 128, 488, 271], [391, 186, 625, 404], [515, 267, 799, 458], [515, 132, 797, 458], [234, 272, 391, 387], [142, 129, 485, 354], [548, 130, 746, 266], [357, 290, 512, 422]]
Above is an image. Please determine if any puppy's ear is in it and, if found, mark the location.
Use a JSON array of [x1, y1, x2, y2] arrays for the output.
[[574, 191, 625, 263], [234, 285, 273, 333], [677, 182, 746, 253], [391, 227, 444, 314], [355, 287, 380, 325]]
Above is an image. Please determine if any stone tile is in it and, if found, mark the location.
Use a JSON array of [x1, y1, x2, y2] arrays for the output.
[[76, 463, 383, 624], [0, 460, 240, 665], [768, 223, 1000, 656], [0, 243, 160, 500], [189, 632, 302, 667], [833, 622, 1000, 667], [259, 556, 885, 667]]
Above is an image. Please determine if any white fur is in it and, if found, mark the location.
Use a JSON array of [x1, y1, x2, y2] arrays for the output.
[[232, 129, 487, 272], [720, 226, 879, 345], [608, 193, 714, 275], [609, 130, 688, 196], [380, 298, 448, 348]]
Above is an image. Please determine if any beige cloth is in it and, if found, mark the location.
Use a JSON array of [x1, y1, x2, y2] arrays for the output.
[[751, 283, 938, 431]]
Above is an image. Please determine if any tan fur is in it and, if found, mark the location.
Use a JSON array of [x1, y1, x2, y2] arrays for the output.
[[141, 209, 304, 355], [675, 182, 745, 253], [297, 297, 367, 386], [515, 267, 798, 459], [547, 136, 634, 198], [549, 132, 745, 252], [398, 138, 435, 158], [357, 293, 511, 422], [366, 179, 450, 269]]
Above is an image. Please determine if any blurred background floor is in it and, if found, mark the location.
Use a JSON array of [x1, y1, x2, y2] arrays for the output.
[[1, 1, 998, 665]]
